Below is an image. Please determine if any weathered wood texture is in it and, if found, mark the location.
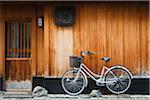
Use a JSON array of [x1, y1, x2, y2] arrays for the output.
[[73, 3, 149, 76], [0, 19, 5, 76], [0, 5, 36, 90], [0, 2, 149, 80]]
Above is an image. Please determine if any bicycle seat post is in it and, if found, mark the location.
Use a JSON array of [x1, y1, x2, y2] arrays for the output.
[[104, 61, 107, 66]]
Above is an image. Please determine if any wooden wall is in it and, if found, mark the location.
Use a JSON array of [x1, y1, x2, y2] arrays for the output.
[[47, 2, 149, 77], [0, 2, 149, 79]]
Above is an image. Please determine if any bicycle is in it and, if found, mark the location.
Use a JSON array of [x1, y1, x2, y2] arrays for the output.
[[61, 51, 133, 95]]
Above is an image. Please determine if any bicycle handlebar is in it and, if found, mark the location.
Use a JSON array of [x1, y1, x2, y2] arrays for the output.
[[80, 51, 97, 56]]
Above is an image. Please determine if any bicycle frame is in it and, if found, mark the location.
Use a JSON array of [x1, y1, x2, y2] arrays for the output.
[[78, 63, 114, 84]]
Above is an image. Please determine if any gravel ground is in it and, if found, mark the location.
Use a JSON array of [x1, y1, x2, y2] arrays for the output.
[[0, 94, 150, 100]]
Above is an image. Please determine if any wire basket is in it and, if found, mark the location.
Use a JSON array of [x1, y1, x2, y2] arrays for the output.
[[69, 56, 83, 68]]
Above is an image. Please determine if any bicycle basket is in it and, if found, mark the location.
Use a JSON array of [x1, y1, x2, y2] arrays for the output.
[[69, 56, 83, 68]]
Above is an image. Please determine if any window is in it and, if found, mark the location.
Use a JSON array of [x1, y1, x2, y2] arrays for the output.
[[6, 21, 31, 58]]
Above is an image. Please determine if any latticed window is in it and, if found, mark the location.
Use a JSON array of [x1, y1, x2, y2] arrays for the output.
[[6, 21, 31, 58]]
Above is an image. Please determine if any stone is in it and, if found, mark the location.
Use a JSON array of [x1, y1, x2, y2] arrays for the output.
[[89, 89, 102, 97], [32, 86, 48, 97]]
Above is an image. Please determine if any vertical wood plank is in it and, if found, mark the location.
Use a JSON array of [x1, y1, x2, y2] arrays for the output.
[[106, 4, 113, 66], [57, 26, 64, 77], [80, 4, 90, 66], [124, 4, 139, 74], [97, 4, 107, 73], [139, 4, 149, 75], [31, 6, 37, 76], [62, 26, 73, 75], [0, 19, 5, 76], [49, 5, 58, 77], [148, 4, 150, 75], [117, 4, 124, 65], [110, 4, 124, 66], [6, 5, 21, 19], [89, 4, 98, 73], [44, 6, 50, 76], [73, 4, 81, 56], [0, 5, 6, 19], [36, 6, 44, 76]]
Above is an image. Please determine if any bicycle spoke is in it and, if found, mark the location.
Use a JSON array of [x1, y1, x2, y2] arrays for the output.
[[105, 67, 132, 94], [62, 69, 85, 95], [112, 82, 118, 89]]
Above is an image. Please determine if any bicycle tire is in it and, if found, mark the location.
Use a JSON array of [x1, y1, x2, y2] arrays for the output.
[[61, 69, 86, 95], [105, 66, 132, 94]]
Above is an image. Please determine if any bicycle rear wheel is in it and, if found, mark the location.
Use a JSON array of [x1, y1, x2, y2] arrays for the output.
[[105, 67, 132, 94], [61, 69, 86, 95]]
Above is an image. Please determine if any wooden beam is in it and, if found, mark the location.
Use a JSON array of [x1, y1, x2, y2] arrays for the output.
[[44, 6, 50, 76], [36, 6, 44, 76], [31, 7, 37, 76], [0, 19, 5, 76]]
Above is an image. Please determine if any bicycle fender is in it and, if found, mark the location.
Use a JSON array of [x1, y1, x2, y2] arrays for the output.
[[104, 65, 133, 79], [80, 70, 88, 87]]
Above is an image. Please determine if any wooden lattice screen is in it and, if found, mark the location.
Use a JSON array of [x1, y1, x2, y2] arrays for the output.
[[6, 21, 31, 58]]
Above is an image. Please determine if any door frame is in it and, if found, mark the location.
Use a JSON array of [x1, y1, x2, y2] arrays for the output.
[[3, 18, 36, 92]]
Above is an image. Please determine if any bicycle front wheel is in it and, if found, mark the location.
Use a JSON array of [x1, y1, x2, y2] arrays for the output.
[[105, 67, 132, 94], [61, 69, 86, 95]]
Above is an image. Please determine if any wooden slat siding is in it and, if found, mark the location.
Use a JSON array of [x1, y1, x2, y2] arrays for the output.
[[63, 26, 73, 74], [49, 5, 58, 77], [139, 4, 149, 75], [106, 4, 113, 66], [6, 5, 20, 19], [111, 4, 118, 65], [124, 4, 139, 74], [18, 61, 21, 80], [89, 4, 98, 73], [25, 61, 28, 80], [31, 6, 37, 76], [0, 19, 5, 76], [109, 4, 124, 66], [135, 4, 140, 74], [80, 4, 90, 66], [44, 6, 50, 76], [139, 5, 148, 74], [147, 4, 150, 74], [0, 6, 6, 19], [1, 3, 149, 78], [57, 26, 64, 77], [21, 5, 35, 19], [117, 4, 124, 65], [97, 4, 107, 73], [73, 4, 81, 56], [37, 6, 44, 76], [20, 61, 24, 80]]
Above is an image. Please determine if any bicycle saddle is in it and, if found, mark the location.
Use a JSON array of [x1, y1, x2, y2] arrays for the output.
[[101, 57, 110, 62]]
